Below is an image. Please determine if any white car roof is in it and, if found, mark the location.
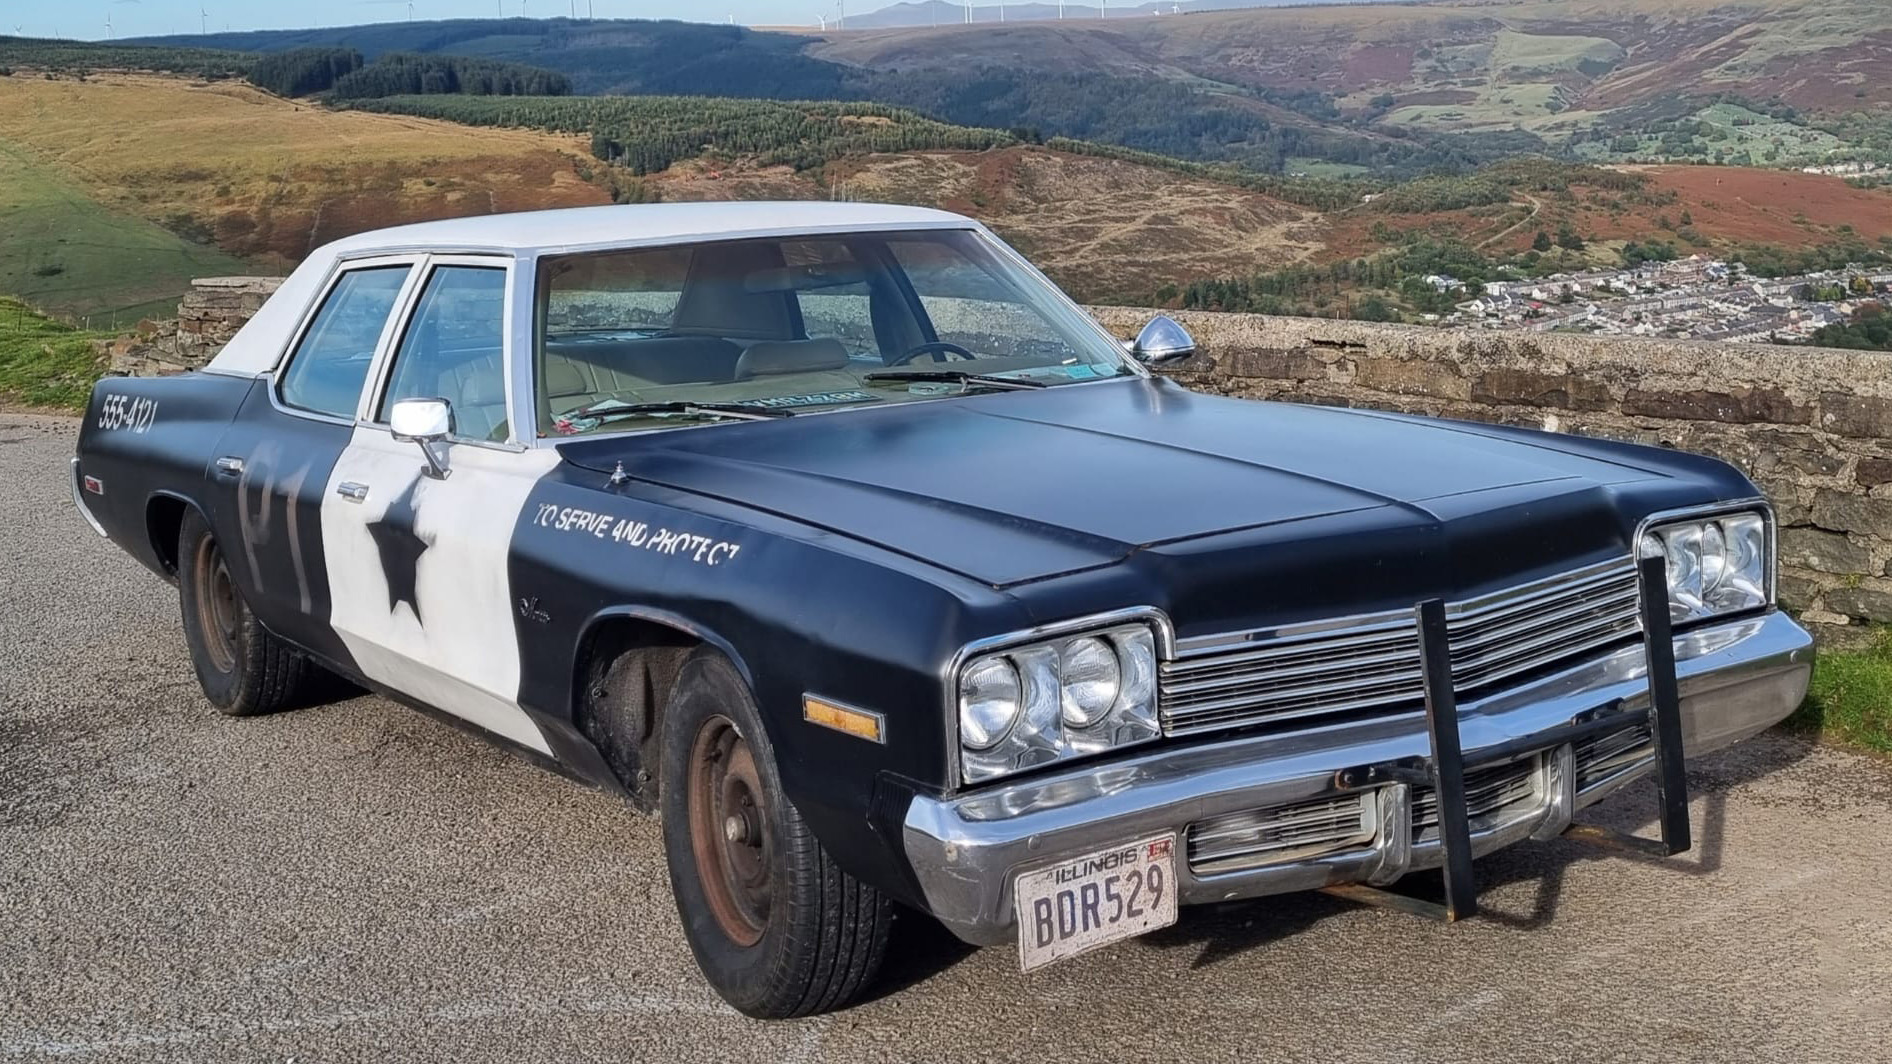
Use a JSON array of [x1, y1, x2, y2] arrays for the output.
[[322, 201, 974, 257], [206, 202, 980, 377]]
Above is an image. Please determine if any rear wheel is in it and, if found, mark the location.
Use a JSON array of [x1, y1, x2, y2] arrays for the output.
[[658, 649, 891, 1018], [177, 509, 312, 716]]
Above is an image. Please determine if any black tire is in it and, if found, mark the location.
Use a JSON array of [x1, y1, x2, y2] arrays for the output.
[[658, 649, 891, 1018], [177, 508, 312, 716]]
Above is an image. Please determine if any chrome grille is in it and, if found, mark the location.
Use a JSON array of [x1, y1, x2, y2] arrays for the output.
[[1161, 558, 1643, 737], [1187, 792, 1375, 875], [1411, 757, 1540, 836], [1575, 722, 1656, 794]]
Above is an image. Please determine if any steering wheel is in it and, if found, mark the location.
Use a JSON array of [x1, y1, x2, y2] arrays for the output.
[[888, 341, 978, 366]]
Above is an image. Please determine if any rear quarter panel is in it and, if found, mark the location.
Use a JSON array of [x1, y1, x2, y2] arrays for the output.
[[76, 373, 256, 578]]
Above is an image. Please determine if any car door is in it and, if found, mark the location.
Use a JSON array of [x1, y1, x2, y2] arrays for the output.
[[208, 257, 422, 667], [318, 256, 560, 754]]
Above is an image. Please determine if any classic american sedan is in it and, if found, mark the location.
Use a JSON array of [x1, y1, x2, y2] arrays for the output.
[[73, 202, 1813, 1017]]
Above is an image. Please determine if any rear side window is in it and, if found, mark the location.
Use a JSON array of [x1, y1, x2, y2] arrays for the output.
[[279, 265, 412, 419], [378, 265, 509, 442]]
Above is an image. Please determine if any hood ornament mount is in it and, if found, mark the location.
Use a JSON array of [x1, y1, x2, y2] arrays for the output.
[[608, 460, 630, 487]]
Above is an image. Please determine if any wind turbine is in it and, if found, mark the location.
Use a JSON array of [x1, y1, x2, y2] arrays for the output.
[[104, 12, 112, 38], [200, 5, 209, 33], [963, 0, 971, 23]]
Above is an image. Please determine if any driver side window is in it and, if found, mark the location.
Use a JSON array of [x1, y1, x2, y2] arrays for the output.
[[279, 265, 412, 420]]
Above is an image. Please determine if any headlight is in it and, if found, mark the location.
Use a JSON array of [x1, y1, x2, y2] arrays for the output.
[[958, 657, 1021, 751], [956, 623, 1162, 783], [1640, 510, 1770, 626]]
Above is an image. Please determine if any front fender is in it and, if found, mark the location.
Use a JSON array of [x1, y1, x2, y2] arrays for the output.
[[508, 461, 1028, 903]]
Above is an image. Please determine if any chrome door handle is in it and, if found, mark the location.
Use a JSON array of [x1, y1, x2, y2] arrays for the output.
[[213, 456, 244, 477], [336, 482, 369, 503]]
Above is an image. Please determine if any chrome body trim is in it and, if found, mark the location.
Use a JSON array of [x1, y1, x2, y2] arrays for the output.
[[69, 457, 107, 537], [903, 609, 1813, 946]]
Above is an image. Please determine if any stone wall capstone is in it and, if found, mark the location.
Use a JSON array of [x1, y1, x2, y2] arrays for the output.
[[120, 280, 1892, 642], [1091, 306, 1892, 645]]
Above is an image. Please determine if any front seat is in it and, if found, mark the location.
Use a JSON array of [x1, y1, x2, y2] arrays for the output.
[[435, 352, 507, 442]]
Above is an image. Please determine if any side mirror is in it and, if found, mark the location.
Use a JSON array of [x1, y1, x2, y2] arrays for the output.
[[389, 397, 454, 480], [1131, 315, 1196, 365]]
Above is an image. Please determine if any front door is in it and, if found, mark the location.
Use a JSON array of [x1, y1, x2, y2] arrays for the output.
[[318, 260, 559, 753]]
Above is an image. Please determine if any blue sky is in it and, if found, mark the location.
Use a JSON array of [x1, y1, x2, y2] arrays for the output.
[[0, 0, 838, 39]]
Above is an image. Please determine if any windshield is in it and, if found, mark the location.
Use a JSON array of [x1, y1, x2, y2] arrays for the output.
[[532, 228, 1134, 436]]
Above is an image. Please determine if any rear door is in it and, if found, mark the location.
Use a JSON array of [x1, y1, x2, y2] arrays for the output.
[[208, 257, 421, 666], [318, 256, 560, 753]]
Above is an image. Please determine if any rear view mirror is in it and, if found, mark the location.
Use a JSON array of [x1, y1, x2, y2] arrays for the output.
[[1131, 315, 1196, 364], [389, 397, 454, 480]]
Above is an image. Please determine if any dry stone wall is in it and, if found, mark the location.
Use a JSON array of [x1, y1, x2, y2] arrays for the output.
[[106, 277, 283, 377], [1091, 307, 1892, 645], [118, 280, 1890, 642]]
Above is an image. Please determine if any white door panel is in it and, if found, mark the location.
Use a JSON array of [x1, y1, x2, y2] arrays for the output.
[[322, 426, 560, 752]]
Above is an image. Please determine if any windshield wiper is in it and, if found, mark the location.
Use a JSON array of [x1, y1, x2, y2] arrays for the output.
[[578, 401, 793, 424], [862, 370, 1048, 392]]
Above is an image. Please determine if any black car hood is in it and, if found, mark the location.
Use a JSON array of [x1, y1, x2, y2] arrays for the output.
[[561, 378, 1701, 589]]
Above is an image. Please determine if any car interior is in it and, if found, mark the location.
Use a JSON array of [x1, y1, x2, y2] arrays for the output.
[[532, 235, 1063, 436]]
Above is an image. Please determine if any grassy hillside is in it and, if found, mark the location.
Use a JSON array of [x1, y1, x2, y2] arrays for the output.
[[0, 70, 1327, 305], [0, 73, 610, 271], [0, 297, 106, 409], [0, 140, 248, 322]]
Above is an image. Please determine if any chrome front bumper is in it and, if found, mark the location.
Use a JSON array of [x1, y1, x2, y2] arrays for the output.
[[902, 610, 1813, 946]]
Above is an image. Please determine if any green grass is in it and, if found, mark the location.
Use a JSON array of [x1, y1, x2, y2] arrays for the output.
[[0, 140, 248, 323], [0, 297, 107, 410], [1787, 629, 1892, 756]]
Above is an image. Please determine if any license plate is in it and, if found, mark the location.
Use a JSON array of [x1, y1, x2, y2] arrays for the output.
[[1013, 834, 1178, 972]]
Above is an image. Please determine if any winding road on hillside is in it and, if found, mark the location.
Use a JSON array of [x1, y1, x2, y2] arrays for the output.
[[1478, 192, 1546, 251], [3, 411, 1890, 1062]]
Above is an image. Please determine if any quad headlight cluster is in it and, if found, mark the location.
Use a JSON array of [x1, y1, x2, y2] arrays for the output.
[[1640, 510, 1771, 626], [956, 623, 1161, 784]]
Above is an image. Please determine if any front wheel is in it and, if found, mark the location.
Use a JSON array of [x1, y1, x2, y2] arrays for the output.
[[177, 508, 313, 716], [658, 649, 891, 1018]]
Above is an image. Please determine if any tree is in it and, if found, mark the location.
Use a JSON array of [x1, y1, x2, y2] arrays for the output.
[[1354, 295, 1398, 322], [1532, 229, 1553, 252], [1680, 209, 1694, 226], [1555, 221, 1586, 251]]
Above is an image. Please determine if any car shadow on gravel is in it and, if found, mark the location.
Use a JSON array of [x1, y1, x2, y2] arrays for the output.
[[1133, 733, 1820, 965], [854, 904, 983, 1005]]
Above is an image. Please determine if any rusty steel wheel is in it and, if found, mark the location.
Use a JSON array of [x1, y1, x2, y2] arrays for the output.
[[177, 508, 311, 717], [685, 715, 771, 947], [658, 649, 892, 1018], [191, 533, 242, 674]]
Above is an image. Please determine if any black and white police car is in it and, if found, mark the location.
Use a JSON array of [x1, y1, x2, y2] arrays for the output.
[[73, 203, 1813, 1017]]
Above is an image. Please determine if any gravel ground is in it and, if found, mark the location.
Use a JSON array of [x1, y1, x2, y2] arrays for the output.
[[4, 411, 1890, 1063]]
